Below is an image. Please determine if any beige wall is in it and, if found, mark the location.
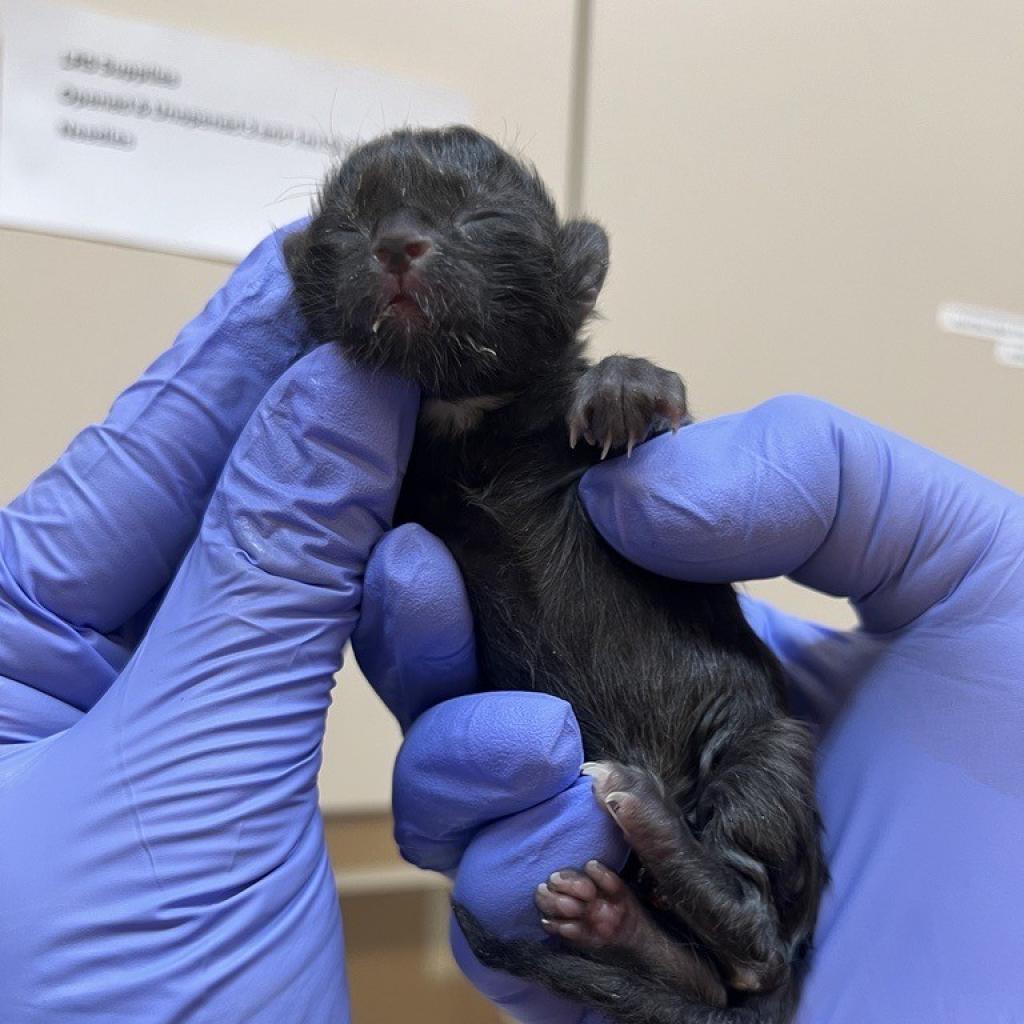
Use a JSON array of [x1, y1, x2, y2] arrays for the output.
[[582, 0, 1024, 625], [2, 0, 1021, 814]]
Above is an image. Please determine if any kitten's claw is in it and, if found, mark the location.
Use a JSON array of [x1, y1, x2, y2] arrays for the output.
[[567, 356, 688, 459], [581, 761, 614, 786]]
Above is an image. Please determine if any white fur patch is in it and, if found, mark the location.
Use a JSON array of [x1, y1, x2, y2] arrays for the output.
[[420, 393, 512, 437]]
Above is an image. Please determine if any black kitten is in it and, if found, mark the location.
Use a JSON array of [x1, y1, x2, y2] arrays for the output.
[[286, 126, 825, 1024]]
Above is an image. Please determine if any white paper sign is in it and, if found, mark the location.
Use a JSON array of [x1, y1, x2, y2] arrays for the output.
[[937, 303, 1024, 370], [0, 0, 472, 261]]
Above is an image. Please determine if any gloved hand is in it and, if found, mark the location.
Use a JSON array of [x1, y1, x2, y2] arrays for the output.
[[357, 395, 1024, 1024], [0, 228, 418, 1023]]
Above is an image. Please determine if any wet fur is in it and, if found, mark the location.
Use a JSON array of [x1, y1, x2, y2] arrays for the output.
[[286, 126, 825, 1023]]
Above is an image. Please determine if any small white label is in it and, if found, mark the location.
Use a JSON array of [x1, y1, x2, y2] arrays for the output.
[[937, 303, 1024, 369], [995, 341, 1024, 368]]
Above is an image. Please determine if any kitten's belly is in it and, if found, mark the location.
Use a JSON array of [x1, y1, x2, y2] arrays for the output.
[[441, 502, 719, 780], [397, 467, 765, 785]]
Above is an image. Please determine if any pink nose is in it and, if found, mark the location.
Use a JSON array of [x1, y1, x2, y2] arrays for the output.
[[373, 235, 432, 274]]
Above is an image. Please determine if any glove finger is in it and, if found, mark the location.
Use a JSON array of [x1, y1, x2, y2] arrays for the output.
[[580, 395, 1024, 633], [352, 523, 477, 731], [392, 691, 591, 873], [57, 343, 416, 900], [450, 776, 627, 1022], [0, 225, 308, 713]]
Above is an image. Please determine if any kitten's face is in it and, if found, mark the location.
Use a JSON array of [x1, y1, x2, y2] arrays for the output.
[[286, 126, 608, 399]]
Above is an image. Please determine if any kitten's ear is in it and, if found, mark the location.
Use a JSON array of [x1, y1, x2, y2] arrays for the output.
[[559, 219, 610, 326], [281, 223, 336, 343], [282, 223, 333, 304], [282, 225, 311, 281]]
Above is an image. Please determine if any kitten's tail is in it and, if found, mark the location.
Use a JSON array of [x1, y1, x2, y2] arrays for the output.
[[453, 903, 793, 1024]]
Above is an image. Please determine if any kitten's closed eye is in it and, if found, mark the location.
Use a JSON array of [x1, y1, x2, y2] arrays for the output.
[[327, 222, 362, 240], [458, 209, 506, 227]]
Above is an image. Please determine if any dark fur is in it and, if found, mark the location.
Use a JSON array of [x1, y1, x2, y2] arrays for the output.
[[286, 126, 826, 1023]]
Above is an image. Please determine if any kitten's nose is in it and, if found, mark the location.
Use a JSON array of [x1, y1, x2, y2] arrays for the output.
[[373, 210, 433, 274]]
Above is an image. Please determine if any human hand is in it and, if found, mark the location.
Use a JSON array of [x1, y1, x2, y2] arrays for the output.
[[358, 395, 1023, 1024], [0, 228, 418, 1023], [580, 395, 1024, 1024]]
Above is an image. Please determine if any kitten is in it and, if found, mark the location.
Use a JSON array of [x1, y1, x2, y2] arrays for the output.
[[286, 125, 825, 1024]]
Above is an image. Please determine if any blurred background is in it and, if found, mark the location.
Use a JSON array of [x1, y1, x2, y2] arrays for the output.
[[1, 2, 1021, 1021]]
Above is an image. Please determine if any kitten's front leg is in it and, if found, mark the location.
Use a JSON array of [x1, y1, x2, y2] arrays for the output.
[[567, 355, 690, 458]]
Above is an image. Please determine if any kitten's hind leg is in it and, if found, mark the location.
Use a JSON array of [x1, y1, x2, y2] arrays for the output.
[[584, 746, 820, 997], [535, 860, 727, 1008], [454, 903, 764, 1024]]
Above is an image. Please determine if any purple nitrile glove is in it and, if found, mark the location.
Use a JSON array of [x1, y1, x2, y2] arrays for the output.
[[0, 227, 419, 1023], [358, 394, 1023, 1024]]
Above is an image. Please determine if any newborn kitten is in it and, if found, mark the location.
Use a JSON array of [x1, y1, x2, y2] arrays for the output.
[[286, 125, 825, 1024]]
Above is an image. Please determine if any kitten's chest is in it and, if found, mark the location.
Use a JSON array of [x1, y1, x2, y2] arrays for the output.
[[395, 412, 586, 548], [394, 426, 590, 653], [393, 436, 498, 543], [395, 439, 544, 573]]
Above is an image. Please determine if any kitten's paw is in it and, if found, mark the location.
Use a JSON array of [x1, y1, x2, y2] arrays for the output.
[[535, 860, 729, 1007], [535, 861, 641, 949], [582, 760, 680, 852], [567, 356, 689, 458]]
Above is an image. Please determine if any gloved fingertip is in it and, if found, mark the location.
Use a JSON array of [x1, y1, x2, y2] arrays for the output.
[[392, 692, 586, 870], [353, 523, 477, 729], [578, 399, 838, 584], [205, 345, 418, 589], [451, 775, 627, 936]]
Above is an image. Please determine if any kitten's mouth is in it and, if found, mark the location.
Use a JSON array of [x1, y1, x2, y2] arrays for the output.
[[373, 271, 429, 332], [387, 294, 422, 314], [373, 289, 426, 336]]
